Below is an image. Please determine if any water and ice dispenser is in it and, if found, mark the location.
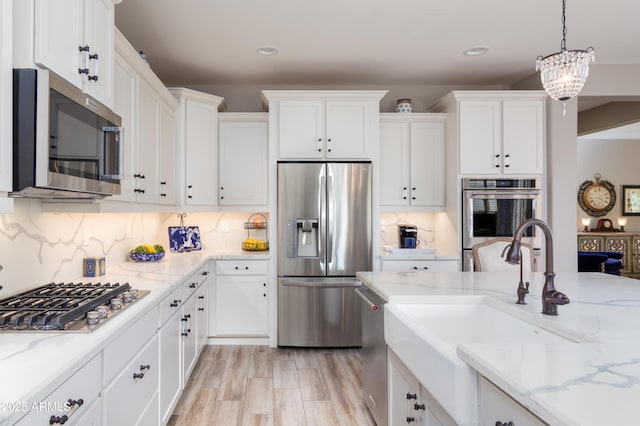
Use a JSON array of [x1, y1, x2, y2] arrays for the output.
[[286, 218, 319, 258]]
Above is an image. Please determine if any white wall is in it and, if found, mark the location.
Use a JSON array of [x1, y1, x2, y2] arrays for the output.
[[577, 139, 640, 231]]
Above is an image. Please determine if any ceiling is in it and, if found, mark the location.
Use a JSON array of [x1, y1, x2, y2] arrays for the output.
[[115, 0, 640, 89]]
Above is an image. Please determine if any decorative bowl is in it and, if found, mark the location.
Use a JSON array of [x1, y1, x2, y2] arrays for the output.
[[129, 251, 165, 262]]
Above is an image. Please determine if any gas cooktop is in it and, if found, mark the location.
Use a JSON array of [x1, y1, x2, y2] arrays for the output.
[[0, 282, 149, 332]]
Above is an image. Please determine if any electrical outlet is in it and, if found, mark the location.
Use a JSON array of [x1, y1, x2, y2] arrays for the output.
[[220, 220, 229, 232]]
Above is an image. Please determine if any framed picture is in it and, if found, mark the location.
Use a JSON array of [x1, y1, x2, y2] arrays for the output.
[[622, 185, 640, 215]]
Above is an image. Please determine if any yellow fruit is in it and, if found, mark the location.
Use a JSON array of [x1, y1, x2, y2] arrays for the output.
[[143, 244, 156, 253]]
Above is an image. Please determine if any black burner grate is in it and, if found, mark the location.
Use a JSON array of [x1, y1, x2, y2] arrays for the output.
[[0, 282, 131, 330]]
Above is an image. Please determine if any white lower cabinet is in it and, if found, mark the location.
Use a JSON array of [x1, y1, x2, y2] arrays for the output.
[[381, 259, 459, 272], [16, 354, 102, 426], [388, 349, 455, 426], [103, 334, 159, 426], [214, 260, 268, 336], [479, 376, 545, 426], [159, 287, 183, 425], [72, 397, 102, 426], [195, 283, 208, 351], [181, 294, 199, 380]]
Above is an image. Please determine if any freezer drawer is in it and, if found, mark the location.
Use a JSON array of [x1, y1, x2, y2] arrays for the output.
[[278, 278, 362, 347]]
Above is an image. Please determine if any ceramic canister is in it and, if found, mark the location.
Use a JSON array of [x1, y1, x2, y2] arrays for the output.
[[396, 98, 413, 113]]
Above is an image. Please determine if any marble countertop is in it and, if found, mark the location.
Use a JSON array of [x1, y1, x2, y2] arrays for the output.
[[356, 271, 640, 426], [0, 249, 268, 425]]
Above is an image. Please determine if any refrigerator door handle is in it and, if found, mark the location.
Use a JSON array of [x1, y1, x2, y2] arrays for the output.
[[326, 173, 333, 265]]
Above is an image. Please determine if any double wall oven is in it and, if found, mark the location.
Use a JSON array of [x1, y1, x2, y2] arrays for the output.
[[462, 178, 543, 271]]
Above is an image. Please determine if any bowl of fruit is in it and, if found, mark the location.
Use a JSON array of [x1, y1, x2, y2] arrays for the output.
[[129, 244, 166, 262]]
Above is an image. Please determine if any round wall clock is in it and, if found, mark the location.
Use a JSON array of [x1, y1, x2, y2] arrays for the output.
[[578, 173, 616, 217]]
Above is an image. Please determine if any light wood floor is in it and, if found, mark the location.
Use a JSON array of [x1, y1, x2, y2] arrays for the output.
[[167, 345, 376, 426]]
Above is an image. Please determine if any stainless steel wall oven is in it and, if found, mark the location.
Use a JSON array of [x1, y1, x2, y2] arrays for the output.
[[462, 178, 543, 271]]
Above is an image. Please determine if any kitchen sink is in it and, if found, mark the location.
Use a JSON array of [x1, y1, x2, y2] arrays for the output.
[[384, 295, 578, 426]]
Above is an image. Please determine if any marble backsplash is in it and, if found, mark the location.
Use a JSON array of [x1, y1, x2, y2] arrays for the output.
[[0, 198, 454, 296], [380, 212, 456, 255], [0, 199, 267, 296]]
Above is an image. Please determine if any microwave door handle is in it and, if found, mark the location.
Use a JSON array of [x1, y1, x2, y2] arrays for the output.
[[101, 126, 123, 180]]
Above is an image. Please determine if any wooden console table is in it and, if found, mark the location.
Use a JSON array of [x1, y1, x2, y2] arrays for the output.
[[578, 232, 640, 277]]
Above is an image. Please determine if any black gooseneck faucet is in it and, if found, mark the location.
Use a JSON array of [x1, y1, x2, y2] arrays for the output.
[[505, 218, 570, 315]]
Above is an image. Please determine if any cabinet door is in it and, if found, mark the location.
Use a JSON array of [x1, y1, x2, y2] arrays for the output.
[[103, 335, 159, 426], [182, 296, 198, 381], [215, 276, 268, 335], [160, 311, 182, 425], [83, 0, 114, 107], [278, 100, 324, 159], [502, 100, 544, 174], [218, 121, 268, 206], [380, 123, 410, 206], [326, 101, 370, 158], [136, 79, 159, 202], [479, 376, 545, 426], [388, 349, 424, 425], [0, 0, 12, 193], [34, 0, 83, 89], [410, 122, 445, 207], [110, 53, 137, 202], [185, 99, 218, 205], [196, 283, 208, 351], [632, 236, 640, 274], [158, 102, 176, 205], [459, 100, 501, 175], [605, 235, 632, 274]]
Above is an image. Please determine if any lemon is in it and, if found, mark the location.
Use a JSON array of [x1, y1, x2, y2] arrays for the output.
[[143, 244, 156, 253]]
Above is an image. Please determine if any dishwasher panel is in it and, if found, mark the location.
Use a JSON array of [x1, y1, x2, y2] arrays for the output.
[[355, 286, 387, 425]]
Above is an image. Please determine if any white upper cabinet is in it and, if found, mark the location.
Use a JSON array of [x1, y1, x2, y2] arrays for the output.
[[111, 29, 178, 206], [435, 91, 546, 176], [170, 88, 224, 207], [33, 0, 114, 107], [263, 90, 387, 160], [380, 114, 447, 210], [218, 113, 268, 208], [0, 0, 12, 198]]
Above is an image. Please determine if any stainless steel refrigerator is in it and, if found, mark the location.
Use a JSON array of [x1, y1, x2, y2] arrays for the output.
[[277, 162, 372, 347]]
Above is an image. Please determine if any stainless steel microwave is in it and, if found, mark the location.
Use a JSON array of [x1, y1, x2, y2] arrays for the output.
[[12, 68, 122, 199]]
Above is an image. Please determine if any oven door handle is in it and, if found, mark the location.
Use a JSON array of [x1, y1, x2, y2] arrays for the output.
[[466, 191, 539, 199]]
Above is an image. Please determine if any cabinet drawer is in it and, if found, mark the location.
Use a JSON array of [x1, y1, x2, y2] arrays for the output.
[[104, 306, 158, 384], [183, 263, 210, 299], [16, 353, 102, 425], [103, 335, 159, 426], [479, 376, 545, 426], [159, 285, 183, 326], [216, 259, 268, 275], [381, 259, 458, 272]]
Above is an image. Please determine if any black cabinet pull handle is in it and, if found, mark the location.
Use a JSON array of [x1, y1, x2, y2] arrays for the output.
[[170, 299, 181, 307], [198, 307, 205, 311], [406, 417, 415, 423], [133, 372, 144, 380], [190, 283, 197, 288], [181, 332, 188, 336], [140, 364, 151, 371], [202, 271, 209, 276], [414, 403, 425, 411], [66, 398, 84, 408], [495, 422, 514, 426], [198, 296, 204, 299], [406, 393, 417, 400], [49, 415, 69, 424]]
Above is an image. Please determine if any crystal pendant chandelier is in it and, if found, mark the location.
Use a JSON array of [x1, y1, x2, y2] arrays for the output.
[[536, 0, 595, 103]]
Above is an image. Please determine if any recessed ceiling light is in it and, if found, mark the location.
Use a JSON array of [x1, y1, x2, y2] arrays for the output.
[[464, 46, 489, 56], [257, 46, 279, 56]]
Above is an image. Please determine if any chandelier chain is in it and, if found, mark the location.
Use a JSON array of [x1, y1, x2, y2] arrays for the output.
[[561, 0, 567, 51], [560, 0, 567, 52]]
